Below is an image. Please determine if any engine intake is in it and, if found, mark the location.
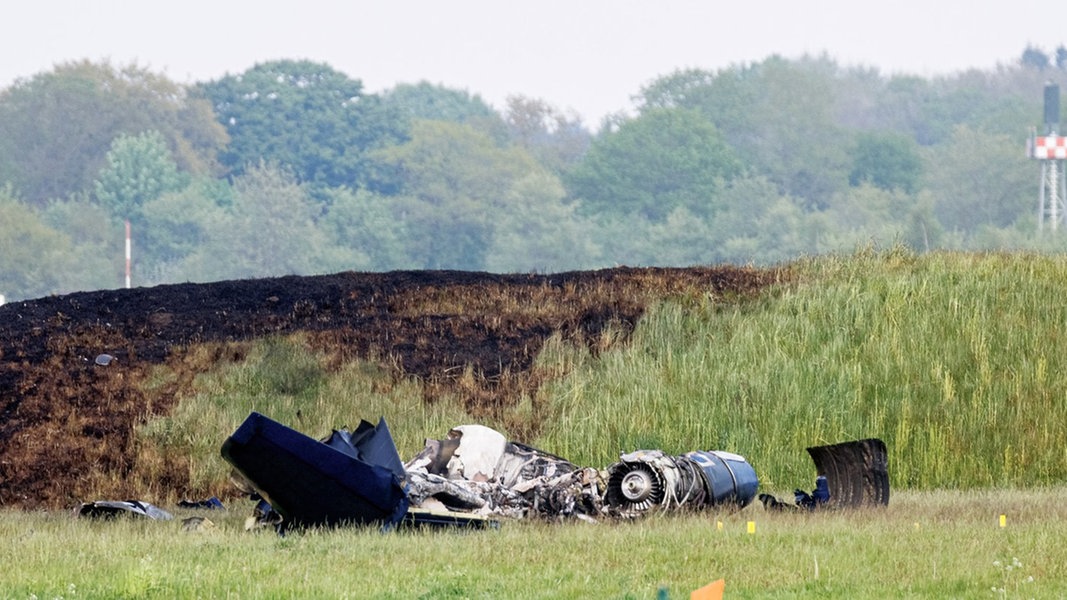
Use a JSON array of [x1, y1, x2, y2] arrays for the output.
[[604, 449, 758, 516]]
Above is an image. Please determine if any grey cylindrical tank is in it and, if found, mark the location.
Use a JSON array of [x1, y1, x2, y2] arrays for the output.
[[685, 450, 759, 507]]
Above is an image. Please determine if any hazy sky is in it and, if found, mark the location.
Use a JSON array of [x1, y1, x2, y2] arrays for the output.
[[3, 1, 1065, 125]]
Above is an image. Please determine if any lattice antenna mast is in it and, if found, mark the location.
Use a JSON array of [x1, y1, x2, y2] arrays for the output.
[[1032, 82, 1067, 231]]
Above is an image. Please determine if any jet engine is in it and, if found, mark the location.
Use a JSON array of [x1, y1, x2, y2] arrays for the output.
[[604, 449, 758, 516]]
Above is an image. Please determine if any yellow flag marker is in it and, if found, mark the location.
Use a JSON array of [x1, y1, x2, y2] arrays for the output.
[[716, 520, 723, 531], [999, 514, 1007, 528], [690, 578, 725, 600], [747, 520, 756, 534]]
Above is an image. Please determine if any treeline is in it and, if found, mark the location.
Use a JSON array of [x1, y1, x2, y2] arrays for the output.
[[2, 49, 1067, 301]]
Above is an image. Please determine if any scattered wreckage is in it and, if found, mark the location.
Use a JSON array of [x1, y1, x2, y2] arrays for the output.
[[77, 412, 888, 531], [78, 499, 175, 521], [221, 413, 760, 529], [216, 412, 887, 531], [77, 498, 225, 531]]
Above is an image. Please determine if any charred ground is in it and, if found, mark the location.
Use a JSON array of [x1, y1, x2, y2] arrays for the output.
[[0, 266, 783, 509]]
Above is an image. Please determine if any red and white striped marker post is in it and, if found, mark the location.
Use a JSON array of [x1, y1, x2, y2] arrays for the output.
[[125, 219, 131, 289]]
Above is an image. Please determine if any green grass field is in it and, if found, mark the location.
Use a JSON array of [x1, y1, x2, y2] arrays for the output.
[[7, 248, 1067, 597], [2, 488, 1064, 598]]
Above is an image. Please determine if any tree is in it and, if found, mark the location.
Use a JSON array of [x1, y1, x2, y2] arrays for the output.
[[565, 108, 741, 221], [0, 188, 81, 300], [636, 56, 852, 209], [705, 175, 808, 264], [0, 60, 226, 205], [137, 179, 232, 283], [1022, 46, 1051, 70], [41, 193, 128, 291], [371, 120, 550, 270], [638, 68, 720, 113], [870, 74, 944, 145], [173, 163, 330, 282], [818, 184, 923, 250], [94, 130, 187, 221], [503, 95, 591, 174], [197, 60, 406, 190], [484, 171, 600, 273], [319, 187, 412, 271], [579, 214, 658, 267], [379, 81, 499, 124], [849, 131, 923, 193], [924, 125, 1034, 235]]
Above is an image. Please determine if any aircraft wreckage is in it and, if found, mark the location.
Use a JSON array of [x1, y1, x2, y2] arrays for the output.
[[219, 412, 888, 531]]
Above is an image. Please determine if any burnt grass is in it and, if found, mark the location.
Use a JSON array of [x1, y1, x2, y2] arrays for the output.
[[0, 266, 783, 510]]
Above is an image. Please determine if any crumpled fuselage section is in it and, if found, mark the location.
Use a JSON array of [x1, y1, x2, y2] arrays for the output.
[[404, 424, 758, 522]]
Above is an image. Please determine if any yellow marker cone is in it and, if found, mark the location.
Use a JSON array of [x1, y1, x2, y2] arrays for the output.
[[747, 520, 756, 534], [690, 578, 725, 600], [999, 514, 1007, 528], [716, 520, 723, 531]]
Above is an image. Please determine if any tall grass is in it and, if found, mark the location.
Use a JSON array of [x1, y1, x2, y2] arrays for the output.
[[535, 249, 1067, 491]]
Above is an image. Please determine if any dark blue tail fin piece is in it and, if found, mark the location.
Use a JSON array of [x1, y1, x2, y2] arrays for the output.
[[221, 412, 408, 529]]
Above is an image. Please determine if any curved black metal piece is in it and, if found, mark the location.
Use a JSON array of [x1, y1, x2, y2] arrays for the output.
[[806, 438, 889, 508]]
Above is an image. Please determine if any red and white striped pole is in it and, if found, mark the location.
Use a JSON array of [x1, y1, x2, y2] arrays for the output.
[[125, 219, 131, 289]]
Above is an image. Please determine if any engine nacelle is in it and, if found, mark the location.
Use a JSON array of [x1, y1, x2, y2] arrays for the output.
[[604, 449, 758, 516]]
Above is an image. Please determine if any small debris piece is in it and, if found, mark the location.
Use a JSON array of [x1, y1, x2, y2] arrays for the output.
[[178, 497, 225, 510], [78, 500, 172, 520], [94, 354, 116, 366], [181, 516, 216, 532]]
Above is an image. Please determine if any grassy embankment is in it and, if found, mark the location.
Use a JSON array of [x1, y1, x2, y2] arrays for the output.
[[140, 248, 1067, 494], [6, 248, 1067, 597]]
